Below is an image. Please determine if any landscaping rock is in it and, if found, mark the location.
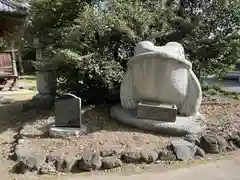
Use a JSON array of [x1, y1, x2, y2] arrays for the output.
[[218, 136, 228, 152], [229, 132, 240, 141], [0, 96, 12, 104], [121, 150, 142, 163], [20, 124, 44, 138], [15, 139, 45, 171], [101, 149, 116, 157], [183, 134, 200, 145], [170, 138, 198, 161], [232, 139, 240, 148], [79, 149, 102, 171], [101, 149, 122, 158], [200, 134, 228, 153], [101, 156, 122, 169], [158, 149, 176, 161], [11, 162, 27, 174], [45, 156, 66, 172], [44, 155, 82, 173], [65, 156, 82, 173], [220, 132, 231, 141], [195, 147, 205, 157], [100, 146, 124, 158], [140, 150, 159, 163], [200, 134, 219, 153], [226, 141, 237, 151], [229, 132, 240, 148], [37, 162, 56, 175], [19, 155, 39, 170]]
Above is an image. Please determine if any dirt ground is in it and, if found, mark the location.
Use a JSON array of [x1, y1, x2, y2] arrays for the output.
[[0, 92, 239, 179]]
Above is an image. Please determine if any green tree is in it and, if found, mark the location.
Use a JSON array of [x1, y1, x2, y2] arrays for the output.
[[159, 0, 240, 77], [54, 0, 169, 103], [23, 0, 240, 104]]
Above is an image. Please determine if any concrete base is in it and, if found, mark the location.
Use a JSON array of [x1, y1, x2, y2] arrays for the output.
[[49, 124, 87, 138], [111, 104, 206, 136], [22, 93, 54, 112]]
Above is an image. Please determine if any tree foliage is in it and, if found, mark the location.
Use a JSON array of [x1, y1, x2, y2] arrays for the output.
[[24, 0, 240, 104], [163, 0, 240, 77]]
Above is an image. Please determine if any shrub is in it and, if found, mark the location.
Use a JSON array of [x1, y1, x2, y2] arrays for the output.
[[53, 49, 124, 104], [26, 0, 240, 104]]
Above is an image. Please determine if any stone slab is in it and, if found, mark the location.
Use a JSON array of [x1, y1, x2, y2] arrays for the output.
[[137, 101, 177, 122], [111, 104, 206, 136], [49, 124, 87, 138], [54, 93, 82, 127]]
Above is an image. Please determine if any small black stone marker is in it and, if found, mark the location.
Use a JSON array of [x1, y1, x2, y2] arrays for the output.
[[49, 93, 87, 138], [55, 93, 82, 127]]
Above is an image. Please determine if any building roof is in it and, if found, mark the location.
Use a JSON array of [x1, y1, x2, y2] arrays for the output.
[[0, 0, 28, 37], [0, 0, 27, 14]]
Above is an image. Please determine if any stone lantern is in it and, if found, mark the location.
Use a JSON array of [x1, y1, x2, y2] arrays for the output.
[[22, 37, 57, 110]]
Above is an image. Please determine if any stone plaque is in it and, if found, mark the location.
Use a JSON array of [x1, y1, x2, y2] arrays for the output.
[[137, 101, 177, 122], [55, 93, 82, 127]]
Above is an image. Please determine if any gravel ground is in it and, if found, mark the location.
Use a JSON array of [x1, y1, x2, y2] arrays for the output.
[[24, 96, 240, 158], [0, 94, 240, 179], [20, 105, 169, 157], [200, 97, 240, 135]]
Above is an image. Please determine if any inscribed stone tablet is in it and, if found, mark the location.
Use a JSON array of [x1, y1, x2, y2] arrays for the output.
[[137, 101, 177, 122], [55, 93, 81, 127]]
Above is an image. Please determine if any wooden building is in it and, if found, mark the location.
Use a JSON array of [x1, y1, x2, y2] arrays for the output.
[[0, 0, 27, 90]]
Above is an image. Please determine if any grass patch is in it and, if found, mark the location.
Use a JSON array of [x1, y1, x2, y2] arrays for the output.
[[202, 83, 240, 100], [18, 75, 37, 91]]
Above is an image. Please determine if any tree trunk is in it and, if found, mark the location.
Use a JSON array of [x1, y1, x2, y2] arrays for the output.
[[11, 42, 18, 77], [17, 40, 24, 74], [17, 24, 26, 75]]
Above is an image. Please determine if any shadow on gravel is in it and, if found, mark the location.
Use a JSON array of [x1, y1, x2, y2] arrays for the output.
[[0, 100, 53, 134]]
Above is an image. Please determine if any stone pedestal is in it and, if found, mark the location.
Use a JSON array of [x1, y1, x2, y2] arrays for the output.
[[33, 69, 56, 107], [49, 124, 87, 138], [22, 65, 57, 111], [111, 105, 206, 136]]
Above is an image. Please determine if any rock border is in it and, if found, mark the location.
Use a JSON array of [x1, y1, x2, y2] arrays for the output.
[[7, 114, 240, 175], [9, 128, 240, 174]]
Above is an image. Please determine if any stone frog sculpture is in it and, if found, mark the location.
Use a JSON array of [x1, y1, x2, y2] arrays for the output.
[[120, 41, 202, 116]]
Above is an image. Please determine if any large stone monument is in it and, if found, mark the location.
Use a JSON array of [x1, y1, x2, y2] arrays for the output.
[[111, 41, 205, 136]]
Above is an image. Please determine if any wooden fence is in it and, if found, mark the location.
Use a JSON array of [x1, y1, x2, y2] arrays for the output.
[[0, 52, 12, 68]]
